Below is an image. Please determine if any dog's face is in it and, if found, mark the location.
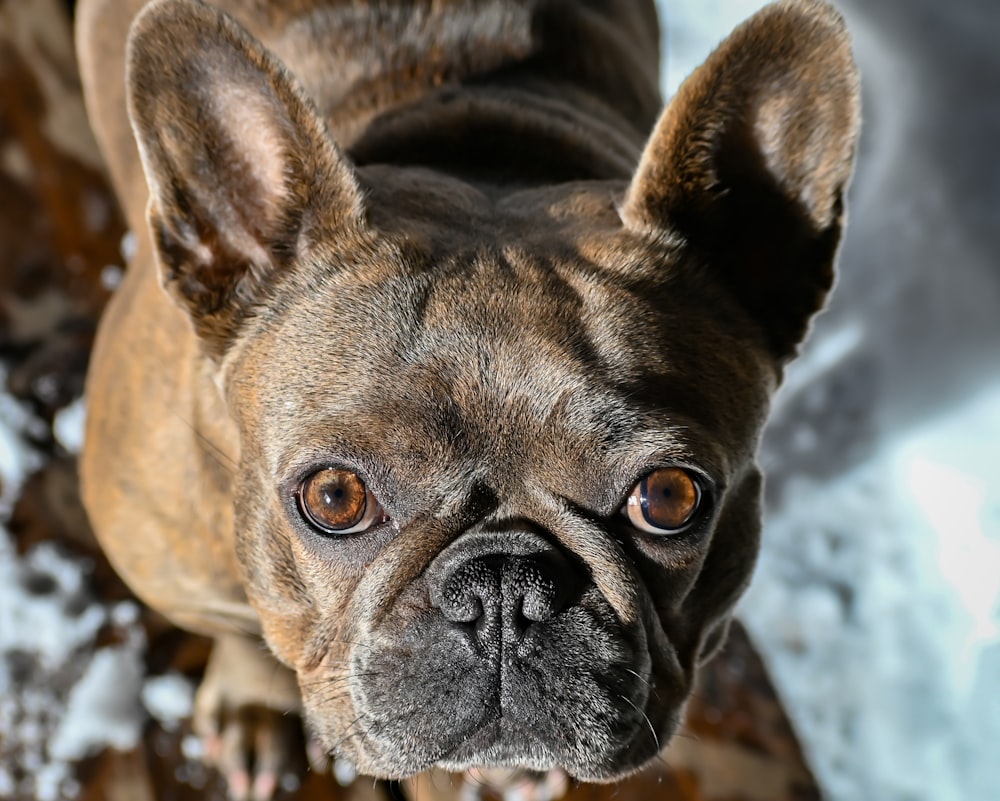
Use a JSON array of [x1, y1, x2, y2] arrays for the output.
[[225, 177, 779, 778], [127, 0, 858, 781]]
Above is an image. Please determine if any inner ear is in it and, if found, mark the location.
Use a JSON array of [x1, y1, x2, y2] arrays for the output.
[[146, 63, 299, 281], [191, 67, 298, 243], [127, 0, 366, 355], [622, 0, 861, 363]]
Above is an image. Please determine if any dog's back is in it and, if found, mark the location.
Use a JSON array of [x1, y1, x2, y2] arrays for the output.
[[78, 0, 662, 236]]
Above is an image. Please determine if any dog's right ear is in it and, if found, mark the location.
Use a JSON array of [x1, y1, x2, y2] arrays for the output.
[[127, 0, 366, 355]]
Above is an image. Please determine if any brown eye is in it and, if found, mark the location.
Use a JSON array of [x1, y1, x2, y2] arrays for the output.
[[625, 468, 702, 535], [297, 468, 387, 535]]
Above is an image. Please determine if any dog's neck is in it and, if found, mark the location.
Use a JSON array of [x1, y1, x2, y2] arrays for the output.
[[254, 0, 662, 184]]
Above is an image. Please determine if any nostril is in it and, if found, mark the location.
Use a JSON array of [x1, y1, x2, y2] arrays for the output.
[[519, 589, 556, 623], [440, 588, 483, 624], [436, 557, 501, 624], [429, 540, 585, 646], [508, 559, 559, 623]]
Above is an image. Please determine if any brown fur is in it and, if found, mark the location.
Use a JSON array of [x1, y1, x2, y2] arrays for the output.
[[76, 0, 859, 794]]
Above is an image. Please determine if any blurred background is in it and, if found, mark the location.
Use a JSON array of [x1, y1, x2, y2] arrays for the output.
[[1, 1, 998, 800]]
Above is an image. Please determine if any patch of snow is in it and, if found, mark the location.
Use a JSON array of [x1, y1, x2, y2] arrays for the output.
[[49, 636, 145, 760], [142, 673, 196, 731], [0, 539, 106, 674], [100, 264, 124, 291], [52, 397, 87, 455], [119, 230, 137, 263], [34, 763, 68, 801], [110, 600, 141, 628], [658, 0, 769, 97], [181, 733, 205, 761], [0, 767, 14, 797], [0, 526, 147, 800], [333, 757, 358, 787], [0, 365, 146, 801], [0, 373, 43, 511]]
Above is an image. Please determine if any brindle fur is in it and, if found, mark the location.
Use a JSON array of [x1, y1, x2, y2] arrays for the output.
[[76, 0, 859, 793]]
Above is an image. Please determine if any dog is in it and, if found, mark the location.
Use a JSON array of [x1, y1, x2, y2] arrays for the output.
[[75, 0, 859, 797]]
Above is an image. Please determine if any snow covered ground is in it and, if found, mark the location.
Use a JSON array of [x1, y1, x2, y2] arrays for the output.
[[657, 1, 1000, 799], [0, 382, 146, 800]]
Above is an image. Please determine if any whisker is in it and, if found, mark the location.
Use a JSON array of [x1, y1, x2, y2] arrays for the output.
[[617, 692, 660, 753], [172, 411, 238, 473], [625, 668, 652, 689]]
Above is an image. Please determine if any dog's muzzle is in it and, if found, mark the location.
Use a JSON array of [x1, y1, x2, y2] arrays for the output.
[[340, 525, 664, 779]]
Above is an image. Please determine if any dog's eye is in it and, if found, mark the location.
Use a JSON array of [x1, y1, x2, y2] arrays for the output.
[[624, 468, 702, 535], [297, 468, 387, 535]]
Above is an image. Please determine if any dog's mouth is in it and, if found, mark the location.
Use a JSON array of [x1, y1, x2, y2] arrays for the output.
[[431, 704, 667, 780], [302, 590, 679, 780], [437, 716, 560, 773], [316, 666, 669, 781]]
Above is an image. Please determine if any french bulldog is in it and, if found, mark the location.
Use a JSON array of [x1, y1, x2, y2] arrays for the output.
[[75, 0, 859, 797]]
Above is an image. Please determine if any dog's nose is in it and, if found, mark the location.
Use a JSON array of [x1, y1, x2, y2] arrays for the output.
[[432, 547, 581, 647]]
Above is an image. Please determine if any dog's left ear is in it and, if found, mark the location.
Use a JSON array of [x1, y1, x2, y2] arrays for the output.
[[622, 0, 860, 363]]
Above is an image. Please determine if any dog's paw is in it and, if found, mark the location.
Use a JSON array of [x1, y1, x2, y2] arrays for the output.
[[461, 768, 569, 801], [196, 701, 305, 800], [193, 636, 304, 800]]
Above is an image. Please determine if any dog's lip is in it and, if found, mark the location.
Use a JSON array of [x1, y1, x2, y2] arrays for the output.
[[346, 698, 503, 773], [438, 715, 554, 768]]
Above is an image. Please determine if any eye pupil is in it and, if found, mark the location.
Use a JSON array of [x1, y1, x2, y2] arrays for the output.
[[634, 468, 701, 534]]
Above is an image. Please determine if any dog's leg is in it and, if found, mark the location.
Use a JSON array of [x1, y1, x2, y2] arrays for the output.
[[193, 635, 304, 801]]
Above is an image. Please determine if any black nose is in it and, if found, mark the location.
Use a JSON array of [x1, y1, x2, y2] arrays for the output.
[[429, 532, 583, 650]]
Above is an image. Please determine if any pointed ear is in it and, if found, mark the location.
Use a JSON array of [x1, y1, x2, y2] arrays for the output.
[[126, 0, 366, 355], [622, 0, 860, 363]]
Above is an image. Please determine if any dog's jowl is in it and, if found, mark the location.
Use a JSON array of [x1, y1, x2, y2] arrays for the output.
[[76, 0, 859, 795]]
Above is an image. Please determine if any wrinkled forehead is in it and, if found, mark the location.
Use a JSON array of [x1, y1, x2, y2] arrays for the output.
[[227, 180, 774, 485], [246, 291, 732, 488], [245, 241, 653, 428]]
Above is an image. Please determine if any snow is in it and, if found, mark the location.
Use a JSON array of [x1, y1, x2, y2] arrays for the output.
[[141, 673, 196, 731], [100, 265, 124, 292], [0, 384, 146, 801], [333, 758, 359, 787], [0, 369, 43, 512], [0, 541, 106, 673], [53, 397, 86, 455], [743, 383, 1000, 801], [180, 733, 205, 761], [659, 0, 768, 96], [119, 230, 137, 263], [49, 636, 145, 760]]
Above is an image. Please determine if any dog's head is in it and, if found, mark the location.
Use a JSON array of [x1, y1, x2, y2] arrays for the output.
[[126, 0, 859, 781]]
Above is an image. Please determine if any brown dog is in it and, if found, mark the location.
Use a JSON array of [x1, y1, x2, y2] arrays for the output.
[[75, 0, 859, 797]]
